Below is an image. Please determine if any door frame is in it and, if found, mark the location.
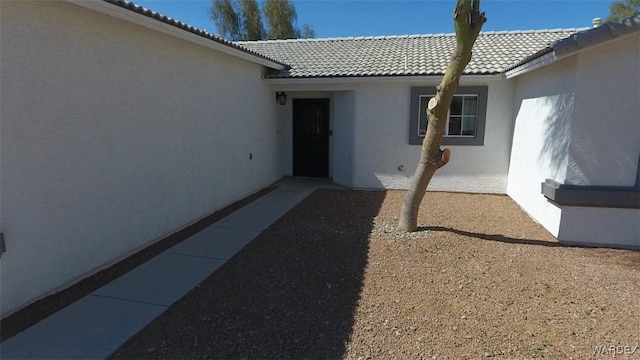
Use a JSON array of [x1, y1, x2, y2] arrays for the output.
[[292, 98, 331, 178]]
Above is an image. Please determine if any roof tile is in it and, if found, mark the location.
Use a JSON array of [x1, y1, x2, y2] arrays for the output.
[[237, 29, 583, 78]]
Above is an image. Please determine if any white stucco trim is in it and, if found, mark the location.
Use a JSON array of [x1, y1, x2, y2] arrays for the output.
[[558, 207, 640, 250], [505, 52, 559, 79], [264, 74, 504, 85], [64, 0, 286, 70]]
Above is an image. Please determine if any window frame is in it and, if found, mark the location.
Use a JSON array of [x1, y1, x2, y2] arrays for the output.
[[409, 86, 488, 146]]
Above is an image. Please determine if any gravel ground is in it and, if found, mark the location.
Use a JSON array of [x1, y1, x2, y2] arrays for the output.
[[109, 189, 640, 359]]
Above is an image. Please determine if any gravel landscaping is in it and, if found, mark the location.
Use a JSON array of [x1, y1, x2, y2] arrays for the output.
[[109, 189, 639, 359]]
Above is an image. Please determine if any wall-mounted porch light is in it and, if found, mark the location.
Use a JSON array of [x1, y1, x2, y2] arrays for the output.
[[276, 91, 287, 106]]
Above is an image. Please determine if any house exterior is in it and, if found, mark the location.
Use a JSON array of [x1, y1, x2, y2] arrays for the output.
[[238, 30, 580, 193], [0, 0, 637, 317], [506, 19, 640, 248]]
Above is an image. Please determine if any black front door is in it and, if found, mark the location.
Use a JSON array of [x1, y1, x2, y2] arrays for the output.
[[293, 99, 330, 177]]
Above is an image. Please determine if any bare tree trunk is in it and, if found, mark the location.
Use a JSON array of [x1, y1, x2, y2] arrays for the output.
[[398, 0, 486, 232]]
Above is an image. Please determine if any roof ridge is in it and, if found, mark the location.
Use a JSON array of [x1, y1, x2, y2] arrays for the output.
[[237, 27, 587, 44]]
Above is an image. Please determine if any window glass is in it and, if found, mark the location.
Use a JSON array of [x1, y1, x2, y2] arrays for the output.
[[463, 96, 477, 115], [418, 96, 430, 136], [462, 117, 476, 136], [448, 117, 461, 135], [450, 97, 463, 115], [417, 95, 478, 137]]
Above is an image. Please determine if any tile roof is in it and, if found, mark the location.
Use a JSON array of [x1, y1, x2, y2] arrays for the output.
[[237, 29, 584, 78]]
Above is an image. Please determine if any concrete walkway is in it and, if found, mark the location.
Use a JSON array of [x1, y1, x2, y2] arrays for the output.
[[1, 178, 340, 359]]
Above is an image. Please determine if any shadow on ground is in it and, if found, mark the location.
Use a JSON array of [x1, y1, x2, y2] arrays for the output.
[[110, 189, 386, 359], [418, 226, 568, 248]]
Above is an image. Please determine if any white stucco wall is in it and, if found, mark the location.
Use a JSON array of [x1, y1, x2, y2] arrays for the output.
[[0, 1, 282, 316], [559, 33, 640, 248], [351, 82, 414, 189], [559, 207, 639, 248], [332, 91, 356, 187], [350, 79, 515, 192], [507, 57, 578, 236], [569, 33, 640, 186], [437, 81, 517, 193], [275, 78, 515, 193], [508, 33, 640, 248]]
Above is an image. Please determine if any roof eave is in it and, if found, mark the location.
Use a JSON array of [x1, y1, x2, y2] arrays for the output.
[[505, 51, 559, 79], [64, 0, 287, 70], [264, 74, 505, 85], [506, 14, 640, 79], [553, 14, 640, 57]]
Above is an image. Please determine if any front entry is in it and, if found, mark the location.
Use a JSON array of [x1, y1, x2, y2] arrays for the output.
[[293, 99, 330, 177]]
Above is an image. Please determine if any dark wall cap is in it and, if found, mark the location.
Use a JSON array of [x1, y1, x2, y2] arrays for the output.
[[542, 179, 640, 209]]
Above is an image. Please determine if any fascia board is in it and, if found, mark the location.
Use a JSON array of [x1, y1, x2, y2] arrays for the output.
[[505, 52, 560, 79], [264, 74, 504, 85]]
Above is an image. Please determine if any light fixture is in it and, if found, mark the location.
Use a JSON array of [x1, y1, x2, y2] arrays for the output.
[[276, 91, 287, 106]]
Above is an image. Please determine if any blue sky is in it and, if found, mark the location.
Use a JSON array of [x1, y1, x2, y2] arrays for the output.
[[133, 0, 613, 38]]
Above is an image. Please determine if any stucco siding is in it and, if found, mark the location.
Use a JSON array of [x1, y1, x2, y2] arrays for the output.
[[508, 34, 640, 248], [349, 80, 515, 193], [274, 79, 515, 193], [569, 33, 640, 186], [0, 1, 281, 316], [351, 83, 413, 189], [559, 207, 640, 249], [332, 91, 356, 187], [563, 33, 640, 248], [429, 80, 515, 193], [507, 57, 578, 236]]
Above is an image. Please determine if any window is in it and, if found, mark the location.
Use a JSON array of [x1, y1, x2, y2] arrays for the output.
[[409, 86, 488, 145]]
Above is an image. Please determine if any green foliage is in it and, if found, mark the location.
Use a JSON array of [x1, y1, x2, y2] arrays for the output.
[[209, 0, 314, 40], [606, 0, 640, 22], [209, 0, 242, 41], [263, 0, 297, 39], [240, 0, 264, 41], [298, 23, 316, 39]]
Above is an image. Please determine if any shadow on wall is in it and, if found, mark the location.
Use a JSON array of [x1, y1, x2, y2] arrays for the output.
[[109, 189, 386, 359], [540, 93, 574, 180]]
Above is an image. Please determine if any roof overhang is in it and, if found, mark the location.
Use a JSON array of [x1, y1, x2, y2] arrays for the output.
[[506, 15, 639, 79], [505, 31, 638, 79], [264, 74, 505, 85], [63, 0, 287, 71], [505, 51, 560, 79]]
